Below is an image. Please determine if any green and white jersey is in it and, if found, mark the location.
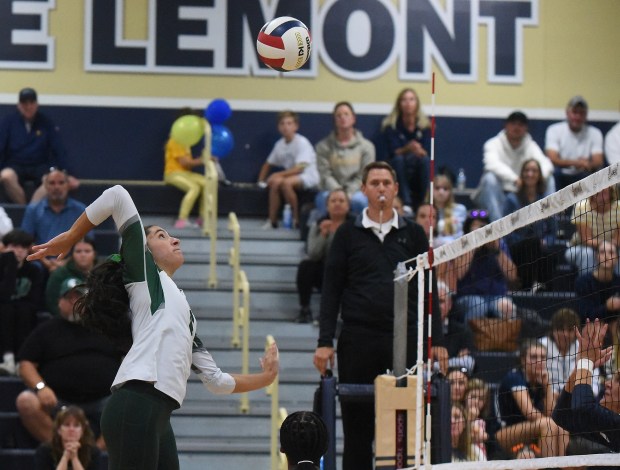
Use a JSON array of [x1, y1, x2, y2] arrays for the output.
[[85, 186, 235, 406]]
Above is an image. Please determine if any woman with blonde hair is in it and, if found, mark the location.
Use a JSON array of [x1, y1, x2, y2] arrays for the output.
[[381, 88, 430, 213], [431, 173, 467, 246]]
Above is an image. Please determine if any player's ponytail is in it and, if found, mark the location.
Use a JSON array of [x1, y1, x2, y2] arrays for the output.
[[74, 259, 132, 354]]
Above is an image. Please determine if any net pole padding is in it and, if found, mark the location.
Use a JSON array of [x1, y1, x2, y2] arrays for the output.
[[418, 452, 620, 470], [403, 163, 620, 270], [394, 262, 409, 377]]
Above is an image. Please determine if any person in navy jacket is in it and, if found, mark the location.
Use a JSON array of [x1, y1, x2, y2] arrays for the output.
[[552, 319, 620, 452]]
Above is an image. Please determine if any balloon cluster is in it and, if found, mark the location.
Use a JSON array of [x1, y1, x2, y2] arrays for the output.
[[205, 99, 234, 159], [169, 99, 234, 159]]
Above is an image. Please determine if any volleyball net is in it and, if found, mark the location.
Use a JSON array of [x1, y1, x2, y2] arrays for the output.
[[402, 164, 620, 469]]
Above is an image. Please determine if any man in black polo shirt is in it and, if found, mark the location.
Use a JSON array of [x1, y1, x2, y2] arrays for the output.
[[15, 277, 121, 447], [313, 161, 446, 470]]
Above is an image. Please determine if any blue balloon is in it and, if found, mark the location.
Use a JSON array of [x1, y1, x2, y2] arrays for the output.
[[211, 124, 234, 158], [204, 99, 232, 125]]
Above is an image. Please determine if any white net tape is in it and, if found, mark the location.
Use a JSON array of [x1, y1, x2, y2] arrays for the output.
[[416, 452, 619, 470], [412, 163, 620, 270]]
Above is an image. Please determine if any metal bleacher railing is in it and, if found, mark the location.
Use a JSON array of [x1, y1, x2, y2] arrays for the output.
[[266, 334, 288, 470], [200, 121, 218, 288], [227, 211, 251, 413]]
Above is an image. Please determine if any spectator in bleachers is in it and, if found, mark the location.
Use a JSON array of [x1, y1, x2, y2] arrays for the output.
[[451, 403, 468, 462], [496, 339, 567, 458], [472, 111, 554, 221], [257, 110, 319, 230], [432, 173, 467, 247], [465, 378, 500, 439], [575, 240, 620, 323], [34, 405, 102, 470], [314, 102, 375, 217], [414, 202, 436, 240], [0, 229, 43, 376], [565, 186, 620, 275], [605, 121, 620, 165], [279, 411, 328, 470], [503, 158, 559, 291], [448, 367, 469, 405], [552, 318, 620, 453], [539, 309, 582, 397], [164, 109, 207, 230], [21, 168, 87, 273], [454, 210, 518, 323], [381, 88, 430, 214], [0, 88, 79, 204], [0, 206, 14, 244], [44, 237, 97, 316], [545, 96, 604, 189], [15, 279, 121, 448], [438, 280, 475, 374], [296, 188, 351, 324]]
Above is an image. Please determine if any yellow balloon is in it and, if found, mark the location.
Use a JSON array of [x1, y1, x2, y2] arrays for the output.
[[171, 116, 205, 146]]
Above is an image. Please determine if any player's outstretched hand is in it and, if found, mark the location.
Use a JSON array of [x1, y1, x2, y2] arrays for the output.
[[260, 342, 280, 382], [27, 230, 75, 262]]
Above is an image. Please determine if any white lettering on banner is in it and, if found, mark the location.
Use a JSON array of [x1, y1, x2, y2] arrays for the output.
[[0, 0, 55, 70], [0, 0, 538, 84]]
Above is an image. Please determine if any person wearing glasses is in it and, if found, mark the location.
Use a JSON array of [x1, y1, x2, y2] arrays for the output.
[[0, 88, 79, 204], [472, 111, 554, 222], [21, 168, 87, 272]]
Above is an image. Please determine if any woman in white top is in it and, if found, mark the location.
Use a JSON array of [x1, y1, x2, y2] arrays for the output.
[[27, 185, 279, 470]]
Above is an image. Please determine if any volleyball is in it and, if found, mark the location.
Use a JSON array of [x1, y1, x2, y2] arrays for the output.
[[256, 16, 311, 72]]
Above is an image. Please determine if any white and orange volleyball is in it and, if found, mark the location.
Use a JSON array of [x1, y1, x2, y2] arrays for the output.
[[256, 16, 311, 72]]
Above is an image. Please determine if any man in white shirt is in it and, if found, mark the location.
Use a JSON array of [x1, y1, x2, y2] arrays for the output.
[[604, 121, 620, 166], [545, 96, 604, 189], [473, 111, 554, 221]]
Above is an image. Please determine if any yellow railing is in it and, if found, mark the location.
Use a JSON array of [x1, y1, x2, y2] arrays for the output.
[[228, 212, 242, 348], [266, 335, 288, 470], [238, 269, 250, 413], [201, 121, 218, 288], [228, 212, 251, 412]]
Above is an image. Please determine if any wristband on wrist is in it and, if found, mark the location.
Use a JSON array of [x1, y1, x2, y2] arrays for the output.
[[576, 358, 594, 373]]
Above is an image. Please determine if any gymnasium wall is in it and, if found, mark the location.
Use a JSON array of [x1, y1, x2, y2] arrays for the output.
[[0, 0, 618, 185]]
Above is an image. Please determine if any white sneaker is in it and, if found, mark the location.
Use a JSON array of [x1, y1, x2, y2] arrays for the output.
[[0, 353, 16, 375], [403, 205, 414, 216], [261, 220, 277, 230]]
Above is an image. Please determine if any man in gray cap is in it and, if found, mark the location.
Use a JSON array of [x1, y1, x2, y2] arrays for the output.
[[545, 95, 604, 189], [0, 88, 79, 204]]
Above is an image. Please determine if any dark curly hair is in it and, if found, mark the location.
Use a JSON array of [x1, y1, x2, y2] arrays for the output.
[[280, 411, 328, 469], [74, 260, 132, 354]]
